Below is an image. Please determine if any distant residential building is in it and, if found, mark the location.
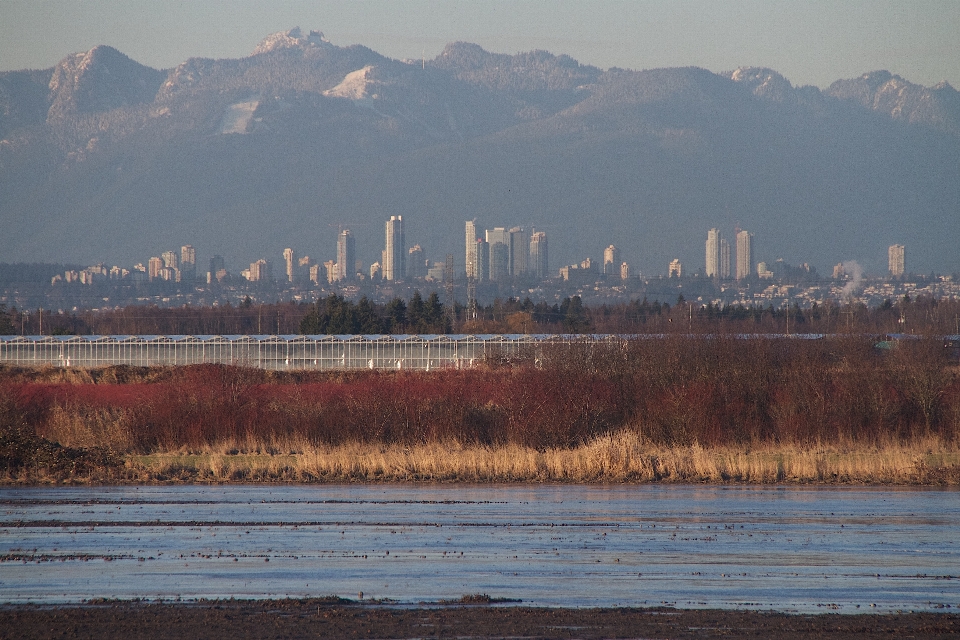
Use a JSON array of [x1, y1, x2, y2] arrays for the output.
[[323, 259, 338, 284], [736, 230, 753, 280], [161, 250, 179, 271], [180, 245, 196, 280], [485, 228, 509, 281], [383, 216, 404, 281], [465, 220, 478, 279], [475, 239, 489, 283], [889, 244, 905, 276], [426, 261, 446, 281], [720, 238, 731, 279], [148, 256, 163, 280], [208, 255, 224, 276], [369, 261, 382, 281], [407, 244, 427, 279], [247, 259, 271, 282], [490, 241, 509, 281], [620, 262, 630, 280], [309, 263, 322, 284], [508, 226, 529, 277], [758, 261, 774, 279], [529, 231, 548, 280], [337, 229, 356, 281], [283, 248, 296, 282], [832, 263, 845, 279], [603, 245, 620, 276], [705, 228, 721, 278], [668, 258, 682, 278]]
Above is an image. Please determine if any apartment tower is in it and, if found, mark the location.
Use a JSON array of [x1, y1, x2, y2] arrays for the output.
[[383, 216, 405, 281], [736, 229, 753, 280], [603, 245, 620, 276], [337, 230, 355, 281], [465, 220, 478, 279], [705, 228, 721, 278], [529, 231, 548, 280], [889, 244, 905, 276]]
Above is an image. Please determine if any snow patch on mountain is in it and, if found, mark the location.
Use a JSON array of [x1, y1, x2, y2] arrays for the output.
[[323, 66, 381, 102], [253, 28, 333, 55], [219, 97, 260, 134]]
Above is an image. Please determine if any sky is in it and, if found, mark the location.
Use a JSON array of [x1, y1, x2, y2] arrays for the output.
[[2, 0, 959, 89]]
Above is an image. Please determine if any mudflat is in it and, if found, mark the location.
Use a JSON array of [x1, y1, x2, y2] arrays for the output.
[[2, 600, 959, 639]]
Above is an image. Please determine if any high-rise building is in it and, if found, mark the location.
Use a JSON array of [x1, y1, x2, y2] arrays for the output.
[[161, 250, 179, 271], [736, 230, 753, 280], [485, 227, 509, 246], [148, 256, 163, 280], [337, 230, 355, 281], [407, 244, 426, 279], [529, 231, 548, 280], [323, 259, 338, 284], [180, 245, 196, 281], [383, 216, 404, 281], [603, 245, 620, 276], [465, 220, 478, 279], [508, 227, 529, 277], [208, 255, 225, 283], [485, 227, 509, 281], [705, 228, 721, 278], [248, 259, 271, 282], [889, 244, 905, 276], [283, 248, 296, 282], [669, 258, 682, 278], [490, 242, 509, 281], [475, 239, 489, 283], [620, 262, 630, 280], [720, 239, 731, 279]]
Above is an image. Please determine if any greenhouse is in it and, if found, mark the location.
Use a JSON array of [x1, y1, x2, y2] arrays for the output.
[[0, 334, 608, 370]]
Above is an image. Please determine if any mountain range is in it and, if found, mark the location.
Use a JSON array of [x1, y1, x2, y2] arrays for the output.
[[1, 28, 958, 276]]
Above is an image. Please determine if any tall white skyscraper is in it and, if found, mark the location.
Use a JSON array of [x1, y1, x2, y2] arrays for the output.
[[283, 248, 295, 282], [337, 230, 355, 281], [705, 228, 721, 278], [603, 245, 620, 276], [465, 220, 478, 279], [736, 229, 753, 280], [383, 216, 404, 281], [889, 244, 905, 276]]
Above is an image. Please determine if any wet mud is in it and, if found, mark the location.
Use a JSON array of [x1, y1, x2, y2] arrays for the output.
[[2, 599, 960, 639]]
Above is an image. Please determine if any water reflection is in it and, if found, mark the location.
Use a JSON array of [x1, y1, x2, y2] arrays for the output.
[[2, 485, 958, 612]]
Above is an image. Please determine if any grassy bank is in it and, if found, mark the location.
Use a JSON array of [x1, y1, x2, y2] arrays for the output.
[[116, 434, 960, 485], [3, 335, 959, 484]]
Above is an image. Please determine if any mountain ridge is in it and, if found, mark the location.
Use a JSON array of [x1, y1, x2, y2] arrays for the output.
[[1, 30, 957, 276]]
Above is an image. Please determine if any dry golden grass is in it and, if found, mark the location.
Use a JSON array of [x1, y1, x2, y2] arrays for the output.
[[121, 431, 960, 485]]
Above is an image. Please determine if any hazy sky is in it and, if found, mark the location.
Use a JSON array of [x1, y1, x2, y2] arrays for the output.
[[2, 0, 959, 88]]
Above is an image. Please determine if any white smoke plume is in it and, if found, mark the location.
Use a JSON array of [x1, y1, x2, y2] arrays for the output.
[[841, 260, 863, 301]]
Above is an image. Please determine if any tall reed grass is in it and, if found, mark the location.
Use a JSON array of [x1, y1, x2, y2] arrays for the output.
[[3, 335, 958, 483], [124, 432, 960, 484]]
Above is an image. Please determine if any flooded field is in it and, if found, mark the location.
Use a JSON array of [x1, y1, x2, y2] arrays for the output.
[[2, 485, 958, 613]]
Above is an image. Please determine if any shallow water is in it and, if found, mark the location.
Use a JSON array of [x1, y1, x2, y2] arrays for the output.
[[2, 485, 958, 612]]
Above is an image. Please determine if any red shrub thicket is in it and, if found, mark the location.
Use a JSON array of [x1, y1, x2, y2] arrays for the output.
[[2, 337, 957, 452]]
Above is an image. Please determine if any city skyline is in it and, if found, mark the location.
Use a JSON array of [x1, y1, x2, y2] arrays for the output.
[[47, 218, 925, 291]]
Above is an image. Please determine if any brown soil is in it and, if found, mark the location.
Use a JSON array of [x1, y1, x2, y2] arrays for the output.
[[2, 600, 958, 639]]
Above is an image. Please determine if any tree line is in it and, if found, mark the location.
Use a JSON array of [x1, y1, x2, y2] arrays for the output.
[[2, 293, 959, 336]]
